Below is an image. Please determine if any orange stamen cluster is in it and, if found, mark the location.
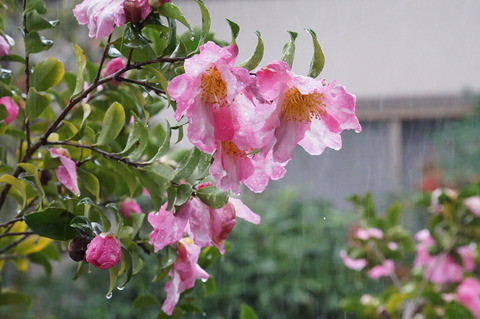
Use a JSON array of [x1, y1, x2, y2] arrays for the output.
[[200, 66, 228, 107], [281, 87, 326, 122], [222, 141, 246, 158]]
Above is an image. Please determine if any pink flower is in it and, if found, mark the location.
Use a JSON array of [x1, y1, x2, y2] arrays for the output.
[[103, 57, 126, 85], [354, 227, 384, 240], [0, 35, 10, 56], [256, 61, 361, 164], [162, 238, 209, 315], [148, 192, 260, 254], [457, 278, 480, 319], [430, 188, 457, 213], [168, 42, 253, 153], [465, 196, 480, 217], [0, 96, 19, 125], [73, 0, 150, 39], [388, 242, 399, 251], [120, 199, 142, 219], [49, 148, 80, 196], [339, 250, 367, 271], [85, 233, 122, 269], [368, 259, 395, 279]]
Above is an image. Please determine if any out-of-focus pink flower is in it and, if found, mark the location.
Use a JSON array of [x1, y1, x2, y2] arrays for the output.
[[103, 57, 126, 85], [168, 42, 254, 154], [465, 196, 480, 217], [430, 188, 457, 213], [162, 238, 209, 315], [49, 148, 80, 196], [457, 278, 480, 319], [355, 227, 384, 240], [73, 0, 150, 39], [458, 245, 476, 272], [388, 242, 399, 251], [120, 199, 142, 219], [148, 192, 260, 254], [368, 259, 395, 279], [339, 250, 367, 271], [0, 35, 10, 56], [85, 233, 122, 269], [0, 96, 19, 125], [256, 60, 361, 164]]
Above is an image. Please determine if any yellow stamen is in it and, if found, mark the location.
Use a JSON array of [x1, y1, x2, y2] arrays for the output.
[[282, 87, 326, 122], [222, 141, 246, 158], [200, 66, 227, 106]]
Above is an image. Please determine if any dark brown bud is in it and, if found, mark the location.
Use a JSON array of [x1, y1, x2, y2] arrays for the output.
[[124, 0, 142, 25], [39, 169, 52, 186], [68, 235, 91, 262]]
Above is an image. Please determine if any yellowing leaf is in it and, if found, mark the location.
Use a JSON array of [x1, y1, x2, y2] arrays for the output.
[[15, 235, 52, 255]]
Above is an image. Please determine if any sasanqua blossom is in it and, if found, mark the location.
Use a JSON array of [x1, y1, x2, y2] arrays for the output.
[[457, 278, 480, 318], [73, 0, 150, 39], [49, 148, 80, 196], [85, 233, 122, 269], [0, 96, 19, 125], [120, 198, 142, 219], [256, 61, 362, 164], [0, 35, 10, 56]]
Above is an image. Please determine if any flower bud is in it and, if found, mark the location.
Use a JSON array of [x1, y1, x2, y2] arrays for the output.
[[39, 169, 52, 186], [68, 235, 91, 262], [120, 199, 142, 219], [85, 233, 122, 269], [124, 0, 142, 24]]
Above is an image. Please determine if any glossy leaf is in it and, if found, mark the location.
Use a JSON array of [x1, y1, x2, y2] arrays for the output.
[[30, 58, 64, 91], [175, 183, 192, 207], [159, 3, 191, 31], [0, 104, 8, 121], [240, 31, 264, 71], [0, 174, 27, 208], [127, 119, 149, 161], [25, 0, 46, 14], [226, 19, 240, 45], [194, 0, 210, 46], [26, 11, 59, 32], [25, 31, 54, 54], [305, 29, 325, 78], [174, 147, 201, 181], [107, 266, 119, 298], [240, 303, 258, 319], [17, 163, 45, 201], [72, 44, 87, 96], [25, 87, 51, 118], [123, 24, 151, 48], [140, 123, 171, 165], [280, 31, 298, 68], [24, 208, 77, 241], [77, 168, 100, 203], [96, 102, 126, 145], [69, 103, 91, 141], [196, 186, 229, 209], [196, 151, 212, 180]]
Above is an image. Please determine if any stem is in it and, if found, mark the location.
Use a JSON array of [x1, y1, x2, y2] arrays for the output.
[[370, 242, 402, 290], [94, 34, 113, 83], [0, 234, 32, 255], [116, 76, 165, 95], [46, 141, 148, 168], [0, 231, 35, 239], [0, 218, 23, 228]]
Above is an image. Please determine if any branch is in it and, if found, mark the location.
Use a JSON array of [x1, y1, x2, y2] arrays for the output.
[[46, 141, 149, 168], [94, 34, 113, 83], [0, 231, 35, 239], [0, 234, 32, 255], [116, 76, 166, 95], [0, 218, 23, 228]]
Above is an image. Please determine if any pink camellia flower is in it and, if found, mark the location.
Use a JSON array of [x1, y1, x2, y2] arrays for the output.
[[148, 185, 260, 254], [73, 0, 150, 39], [103, 57, 126, 85], [162, 238, 209, 315], [0, 35, 10, 56], [256, 60, 361, 164], [339, 250, 367, 271], [464, 196, 480, 217], [368, 259, 395, 279], [168, 42, 254, 154], [457, 278, 480, 319], [0, 96, 19, 125], [120, 199, 142, 219], [49, 148, 80, 196], [354, 227, 384, 240], [85, 233, 122, 269], [388, 242, 399, 251]]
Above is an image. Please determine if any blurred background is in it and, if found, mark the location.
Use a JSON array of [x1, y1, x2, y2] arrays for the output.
[[2, 0, 480, 318]]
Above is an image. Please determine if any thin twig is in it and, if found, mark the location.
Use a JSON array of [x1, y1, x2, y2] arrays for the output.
[[0, 234, 32, 255], [0, 231, 35, 239], [0, 218, 23, 228], [94, 34, 113, 83], [116, 76, 166, 95]]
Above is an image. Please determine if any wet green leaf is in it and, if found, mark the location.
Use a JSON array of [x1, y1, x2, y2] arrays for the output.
[[26, 11, 59, 31], [305, 29, 325, 78], [96, 102, 126, 145], [194, 0, 210, 46], [174, 147, 201, 182], [25, 87, 50, 118], [123, 24, 151, 48], [72, 44, 87, 96], [196, 186, 228, 209], [25, 0, 46, 14], [226, 19, 240, 45], [240, 31, 264, 71], [25, 31, 54, 54], [30, 58, 64, 91], [159, 3, 191, 31], [280, 31, 298, 68], [24, 208, 77, 241], [77, 168, 100, 203]]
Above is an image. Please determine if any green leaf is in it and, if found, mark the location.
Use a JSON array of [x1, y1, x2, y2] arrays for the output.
[[0, 291, 32, 307], [140, 123, 171, 165], [204, 276, 216, 297], [17, 163, 45, 201], [25, 0, 46, 14], [107, 266, 119, 298], [386, 202, 402, 227], [0, 104, 8, 121], [240, 31, 264, 71], [159, 3, 191, 31], [118, 247, 133, 289], [96, 102, 126, 145], [305, 29, 325, 78], [174, 147, 201, 182], [24, 208, 77, 240], [77, 168, 100, 203], [239, 303, 258, 319], [133, 294, 161, 309], [280, 31, 298, 68], [72, 44, 87, 96], [69, 103, 91, 141], [175, 183, 192, 207], [30, 58, 64, 91], [194, 0, 210, 46], [135, 165, 173, 210], [26, 11, 59, 32], [226, 19, 240, 45], [25, 31, 54, 54], [123, 24, 151, 48], [0, 174, 27, 208], [25, 87, 51, 118], [196, 151, 212, 180], [127, 119, 149, 161], [196, 186, 229, 209]]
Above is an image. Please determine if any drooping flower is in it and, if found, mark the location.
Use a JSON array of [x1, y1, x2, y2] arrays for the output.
[[120, 199, 142, 219], [368, 259, 395, 279], [162, 238, 209, 315], [73, 0, 150, 39], [49, 148, 80, 196], [148, 188, 260, 254], [85, 233, 122, 269], [256, 60, 362, 164], [457, 278, 480, 319], [103, 57, 126, 85], [464, 196, 480, 217], [0, 35, 10, 56], [339, 250, 367, 271], [168, 42, 253, 153], [0, 96, 19, 125]]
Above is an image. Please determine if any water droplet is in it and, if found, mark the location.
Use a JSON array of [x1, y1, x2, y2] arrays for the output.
[[190, 35, 195, 41], [323, 217, 326, 220], [106, 292, 113, 299], [117, 285, 125, 291], [201, 278, 208, 283]]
